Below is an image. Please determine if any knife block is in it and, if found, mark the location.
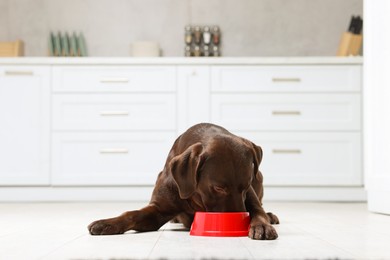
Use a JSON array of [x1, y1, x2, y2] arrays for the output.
[[337, 32, 362, 56], [349, 34, 363, 56]]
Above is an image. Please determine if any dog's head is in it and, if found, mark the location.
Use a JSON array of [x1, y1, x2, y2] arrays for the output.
[[169, 135, 262, 212]]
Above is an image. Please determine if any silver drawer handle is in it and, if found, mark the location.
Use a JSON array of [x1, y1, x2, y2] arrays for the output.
[[272, 111, 301, 116], [100, 111, 129, 116], [272, 149, 302, 154], [100, 148, 129, 154], [272, 77, 301, 83], [4, 70, 34, 76], [100, 77, 129, 83]]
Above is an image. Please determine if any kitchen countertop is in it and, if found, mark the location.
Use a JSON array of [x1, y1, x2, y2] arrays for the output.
[[0, 56, 363, 65]]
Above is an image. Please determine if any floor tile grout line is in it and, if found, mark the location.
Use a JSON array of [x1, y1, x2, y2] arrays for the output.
[[312, 237, 360, 259], [305, 232, 362, 259], [146, 226, 166, 260], [36, 233, 87, 260], [288, 222, 359, 259], [239, 237, 256, 260]]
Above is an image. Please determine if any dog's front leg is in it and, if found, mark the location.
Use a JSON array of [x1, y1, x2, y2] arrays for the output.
[[245, 187, 278, 240], [88, 203, 177, 235]]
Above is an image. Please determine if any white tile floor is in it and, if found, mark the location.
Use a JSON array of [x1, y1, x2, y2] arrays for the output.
[[1, 202, 390, 260]]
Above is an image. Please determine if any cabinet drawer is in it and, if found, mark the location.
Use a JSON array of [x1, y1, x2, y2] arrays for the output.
[[211, 94, 360, 131], [52, 132, 175, 185], [53, 94, 176, 130], [211, 65, 361, 92], [52, 66, 175, 93], [238, 132, 362, 186]]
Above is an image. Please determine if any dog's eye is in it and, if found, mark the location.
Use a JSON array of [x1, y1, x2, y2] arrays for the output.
[[213, 186, 227, 194]]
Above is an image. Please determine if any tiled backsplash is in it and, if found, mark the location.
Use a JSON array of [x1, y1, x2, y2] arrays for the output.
[[0, 0, 362, 57]]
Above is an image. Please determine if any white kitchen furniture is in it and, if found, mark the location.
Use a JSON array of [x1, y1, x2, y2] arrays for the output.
[[364, 0, 390, 214], [0, 66, 50, 185], [0, 57, 364, 201], [210, 65, 362, 187], [51, 66, 177, 185]]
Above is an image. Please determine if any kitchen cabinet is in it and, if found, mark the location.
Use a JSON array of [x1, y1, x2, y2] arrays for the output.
[[52, 94, 176, 131], [177, 66, 210, 132], [211, 94, 361, 131], [0, 57, 364, 201], [52, 65, 176, 93], [211, 64, 362, 187], [240, 132, 361, 186], [0, 66, 50, 185], [52, 132, 175, 185], [51, 65, 177, 185], [210, 65, 360, 92]]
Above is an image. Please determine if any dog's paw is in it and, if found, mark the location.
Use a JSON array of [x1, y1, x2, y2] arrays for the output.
[[267, 212, 280, 224], [88, 219, 124, 235], [248, 222, 278, 240]]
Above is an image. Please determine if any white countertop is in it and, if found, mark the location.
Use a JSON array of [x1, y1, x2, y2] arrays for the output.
[[0, 56, 363, 65]]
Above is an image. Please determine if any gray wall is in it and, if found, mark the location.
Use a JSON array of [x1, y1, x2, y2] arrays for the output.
[[0, 0, 362, 57]]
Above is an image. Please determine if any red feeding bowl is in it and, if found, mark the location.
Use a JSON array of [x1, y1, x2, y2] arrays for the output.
[[190, 212, 250, 237]]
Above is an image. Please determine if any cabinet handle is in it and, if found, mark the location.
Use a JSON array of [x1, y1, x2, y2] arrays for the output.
[[272, 77, 301, 83], [272, 111, 301, 116], [272, 149, 302, 154], [100, 77, 129, 83], [100, 111, 129, 116], [4, 70, 34, 76], [100, 148, 129, 154]]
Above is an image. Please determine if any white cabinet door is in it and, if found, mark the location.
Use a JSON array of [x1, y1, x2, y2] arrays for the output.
[[0, 66, 50, 185], [364, 0, 390, 214], [177, 66, 210, 133]]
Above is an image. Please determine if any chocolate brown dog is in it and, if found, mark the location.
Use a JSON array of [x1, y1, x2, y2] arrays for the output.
[[88, 123, 279, 240]]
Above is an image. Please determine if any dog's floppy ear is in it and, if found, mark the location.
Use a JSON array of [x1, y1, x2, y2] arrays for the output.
[[251, 142, 263, 167], [169, 142, 205, 199], [251, 142, 263, 180]]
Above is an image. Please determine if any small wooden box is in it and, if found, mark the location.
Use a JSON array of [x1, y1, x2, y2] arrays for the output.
[[0, 40, 24, 57]]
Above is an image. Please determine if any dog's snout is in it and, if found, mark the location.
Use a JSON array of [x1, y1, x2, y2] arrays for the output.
[[207, 193, 246, 212], [227, 196, 246, 212]]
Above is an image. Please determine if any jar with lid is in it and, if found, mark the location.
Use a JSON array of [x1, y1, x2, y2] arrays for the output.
[[185, 26, 192, 44], [194, 26, 202, 44], [212, 26, 220, 45], [203, 26, 211, 45]]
